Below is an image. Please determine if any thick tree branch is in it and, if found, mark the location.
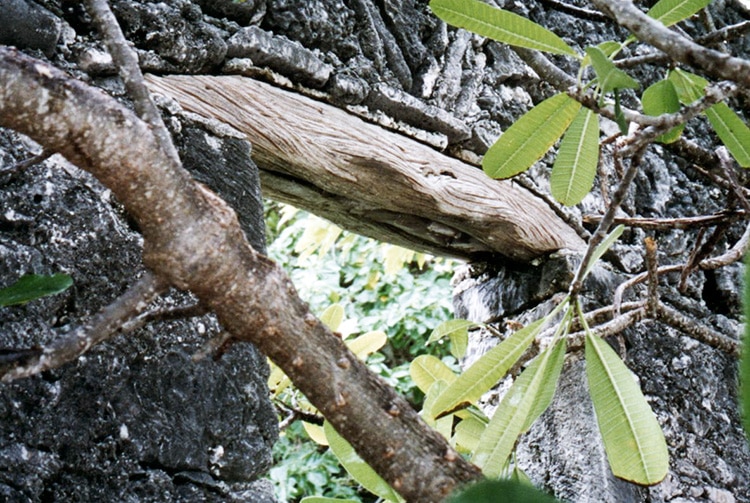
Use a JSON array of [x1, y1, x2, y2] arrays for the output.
[[145, 74, 585, 262], [0, 47, 481, 502]]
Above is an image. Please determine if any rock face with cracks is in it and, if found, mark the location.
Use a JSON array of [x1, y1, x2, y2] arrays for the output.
[[1, 0, 750, 502]]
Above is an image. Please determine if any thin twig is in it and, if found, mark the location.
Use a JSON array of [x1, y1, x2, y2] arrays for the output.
[[582, 211, 746, 230], [613, 221, 750, 312], [700, 220, 750, 270], [697, 20, 750, 47], [656, 304, 740, 357], [566, 307, 645, 352], [644, 237, 659, 318], [679, 227, 707, 292], [590, 0, 750, 87], [83, 0, 180, 166], [615, 51, 669, 69], [192, 331, 234, 362], [538, 0, 611, 22], [1, 272, 166, 381], [718, 147, 750, 214], [569, 147, 645, 297], [120, 301, 209, 333], [679, 223, 728, 292], [0, 149, 54, 183], [516, 174, 591, 240]]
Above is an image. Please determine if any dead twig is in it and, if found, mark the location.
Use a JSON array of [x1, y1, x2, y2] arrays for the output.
[[656, 304, 740, 357], [582, 211, 746, 230], [644, 237, 659, 318], [1, 272, 166, 381]]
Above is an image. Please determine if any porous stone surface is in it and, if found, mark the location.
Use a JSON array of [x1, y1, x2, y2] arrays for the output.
[[0, 125, 276, 502]]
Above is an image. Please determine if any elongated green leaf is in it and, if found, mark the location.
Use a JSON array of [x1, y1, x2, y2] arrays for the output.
[[324, 421, 403, 502], [453, 416, 486, 454], [585, 332, 669, 484], [301, 497, 359, 503], [410, 355, 457, 394], [431, 319, 546, 417], [429, 0, 576, 56], [705, 103, 750, 167], [428, 319, 475, 344], [585, 47, 639, 95], [551, 107, 600, 205], [668, 70, 750, 166], [642, 79, 685, 144], [647, 0, 711, 27], [483, 93, 581, 179], [319, 304, 345, 331], [667, 68, 705, 104], [0, 273, 73, 307], [428, 319, 475, 359], [347, 330, 387, 360], [582, 224, 625, 280], [614, 90, 629, 135], [471, 339, 567, 477]]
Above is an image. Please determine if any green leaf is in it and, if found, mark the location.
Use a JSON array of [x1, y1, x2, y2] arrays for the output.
[[0, 273, 73, 307], [641, 79, 685, 144], [448, 479, 561, 503], [705, 103, 750, 168], [301, 497, 359, 503], [550, 107, 600, 206], [483, 93, 581, 179], [667, 68, 705, 104], [585, 46, 639, 95], [431, 319, 546, 418], [510, 464, 534, 486], [581, 41, 623, 67], [582, 224, 625, 280], [668, 70, 750, 167], [453, 415, 486, 454], [646, 0, 711, 27], [346, 330, 387, 360], [319, 304, 345, 331], [324, 421, 403, 502], [428, 319, 475, 344], [410, 355, 457, 394], [614, 90, 629, 135], [429, 0, 576, 56], [427, 319, 475, 359], [471, 338, 567, 477], [585, 332, 669, 485]]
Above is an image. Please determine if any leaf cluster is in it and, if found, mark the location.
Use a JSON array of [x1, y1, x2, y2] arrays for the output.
[[431, 0, 750, 207]]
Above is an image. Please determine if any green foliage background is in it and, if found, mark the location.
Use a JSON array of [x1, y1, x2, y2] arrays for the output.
[[265, 202, 456, 501]]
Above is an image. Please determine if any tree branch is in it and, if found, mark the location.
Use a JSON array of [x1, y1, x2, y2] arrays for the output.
[[1, 272, 166, 380], [590, 0, 750, 87], [145, 74, 585, 262], [0, 46, 481, 503]]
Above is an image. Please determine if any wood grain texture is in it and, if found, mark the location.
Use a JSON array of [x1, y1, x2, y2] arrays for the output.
[[146, 74, 585, 261]]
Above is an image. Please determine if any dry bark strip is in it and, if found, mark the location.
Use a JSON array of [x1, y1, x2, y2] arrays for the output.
[[145, 74, 585, 261], [0, 46, 485, 503]]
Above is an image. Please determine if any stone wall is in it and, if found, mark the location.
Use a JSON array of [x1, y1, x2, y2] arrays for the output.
[[1, 0, 748, 501]]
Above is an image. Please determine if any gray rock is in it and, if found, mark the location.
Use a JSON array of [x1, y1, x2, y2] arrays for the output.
[[0, 0, 61, 56], [227, 26, 333, 88], [0, 126, 276, 502]]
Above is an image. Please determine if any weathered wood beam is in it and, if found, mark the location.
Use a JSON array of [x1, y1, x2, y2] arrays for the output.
[[146, 75, 585, 262]]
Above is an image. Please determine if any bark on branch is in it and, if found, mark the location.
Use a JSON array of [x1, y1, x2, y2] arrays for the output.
[[0, 47, 482, 503], [590, 0, 750, 87], [145, 74, 585, 262]]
